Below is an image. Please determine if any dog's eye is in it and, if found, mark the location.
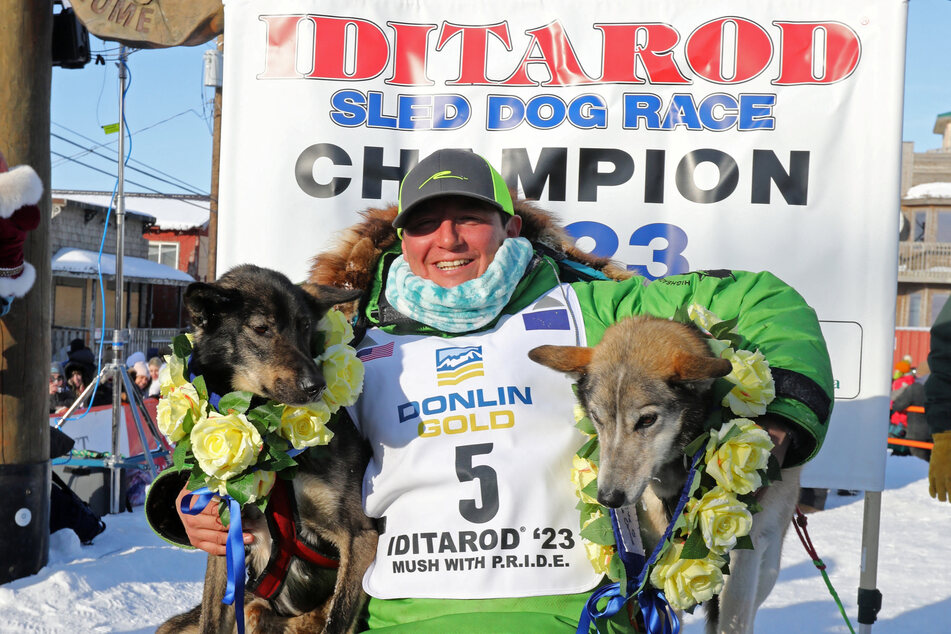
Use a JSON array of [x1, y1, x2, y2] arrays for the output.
[[253, 324, 269, 335], [635, 413, 657, 430]]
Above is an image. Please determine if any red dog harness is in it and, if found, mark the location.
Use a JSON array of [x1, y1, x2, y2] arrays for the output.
[[248, 478, 339, 600]]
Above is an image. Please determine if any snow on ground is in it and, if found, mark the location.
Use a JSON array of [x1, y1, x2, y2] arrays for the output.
[[1, 454, 949, 633]]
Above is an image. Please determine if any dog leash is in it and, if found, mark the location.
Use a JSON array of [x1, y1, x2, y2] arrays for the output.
[[792, 507, 856, 634], [181, 489, 248, 634]]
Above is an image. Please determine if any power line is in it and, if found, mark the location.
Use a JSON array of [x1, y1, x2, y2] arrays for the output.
[[50, 150, 205, 205], [51, 152, 213, 213], [52, 132, 206, 195], [53, 112, 209, 189], [51, 115, 210, 194]]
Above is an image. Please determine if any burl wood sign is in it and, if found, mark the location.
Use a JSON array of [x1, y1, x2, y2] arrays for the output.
[[69, 0, 223, 48]]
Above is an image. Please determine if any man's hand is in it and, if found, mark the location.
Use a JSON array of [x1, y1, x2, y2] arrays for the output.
[[929, 431, 951, 503], [753, 416, 793, 502], [175, 486, 253, 556], [757, 415, 792, 468]]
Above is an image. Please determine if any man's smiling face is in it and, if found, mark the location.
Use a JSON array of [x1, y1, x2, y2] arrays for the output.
[[399, 195, 522, 288]]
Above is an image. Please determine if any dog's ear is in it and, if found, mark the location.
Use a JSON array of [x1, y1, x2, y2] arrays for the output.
[[672, 353, 733, 382], [528, 345, 593, 374], [301, 283, 364, 312], [184, 282, 241, 330]]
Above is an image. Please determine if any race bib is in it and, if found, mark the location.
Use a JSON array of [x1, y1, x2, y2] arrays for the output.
[[349, 285, 603, 599]]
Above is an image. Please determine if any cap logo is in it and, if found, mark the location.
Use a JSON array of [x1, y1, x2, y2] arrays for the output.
[[419, 170, 468, 190]]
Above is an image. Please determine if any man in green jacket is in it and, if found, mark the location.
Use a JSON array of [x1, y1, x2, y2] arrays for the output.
[[152, 149, 833, 631]]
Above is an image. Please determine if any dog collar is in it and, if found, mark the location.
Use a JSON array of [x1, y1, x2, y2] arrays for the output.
[[248, 478, 340, 601]]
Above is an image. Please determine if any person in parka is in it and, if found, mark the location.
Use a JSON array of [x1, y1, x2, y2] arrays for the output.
[[154, 149, 834, 632]]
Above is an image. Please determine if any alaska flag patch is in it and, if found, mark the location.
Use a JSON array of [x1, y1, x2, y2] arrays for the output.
[[436, 346, 484, 386], [522, 309, 570, 331]]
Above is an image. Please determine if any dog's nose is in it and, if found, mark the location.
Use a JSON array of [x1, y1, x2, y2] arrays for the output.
[[299, 375, 325, 400], [597, 489, 626, 509]]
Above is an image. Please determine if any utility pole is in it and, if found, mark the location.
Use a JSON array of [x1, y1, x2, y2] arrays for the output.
[[207, 33, 223, 282], [0, 1, 53, 584]]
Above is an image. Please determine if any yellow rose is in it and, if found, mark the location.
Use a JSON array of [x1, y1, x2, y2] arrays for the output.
[[250, 470, 278, 502], [704, 419, 773, 494], [190, 411, 262, 481], [280, 402, 335, 449], [206, 470, 275, 503], [649, 540, 725, 611], [159, 353, 188, 398], [573, 402, 589, 425], [571, 454, 599, 504], [318, 308, 354, 349], [156, 381, 203, 443], [319, 344, 365, 409], [722, 348, 776, 417], [684, 487, 753, 555], [687, 303, 723, 333], [581, 510, 614, 575]]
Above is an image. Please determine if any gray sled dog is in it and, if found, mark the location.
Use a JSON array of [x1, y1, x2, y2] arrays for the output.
[[155, 265, 377, 634], [529, 315, 802, 634]]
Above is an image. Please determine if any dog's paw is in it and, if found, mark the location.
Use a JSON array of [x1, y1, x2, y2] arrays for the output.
[[244, 600, 268, 633]]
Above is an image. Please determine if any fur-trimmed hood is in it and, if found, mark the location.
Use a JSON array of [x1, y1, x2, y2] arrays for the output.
[[307, 198, 629, 294]]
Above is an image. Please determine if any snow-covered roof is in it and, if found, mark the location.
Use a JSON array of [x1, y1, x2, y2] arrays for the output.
[[52, 247, 194, 286], [53, 190, 210, 231], [906, 182, 951, 199]]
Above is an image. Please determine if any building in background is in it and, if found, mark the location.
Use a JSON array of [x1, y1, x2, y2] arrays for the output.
[[896, 113, 951, 368], [49, 191, 207, 359]]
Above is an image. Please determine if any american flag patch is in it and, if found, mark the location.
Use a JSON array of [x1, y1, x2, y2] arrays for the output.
[[356, 341, 394, 362]]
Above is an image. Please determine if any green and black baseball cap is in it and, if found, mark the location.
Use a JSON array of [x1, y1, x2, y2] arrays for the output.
[[393, 149, 514, 229]]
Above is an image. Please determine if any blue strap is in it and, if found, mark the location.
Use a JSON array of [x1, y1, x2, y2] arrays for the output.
[[559, 258, 610, 281], [181, 488, 247, 634], [576, 583, 681, 634], [576, 582, 628, 633], [577, 446, 706, 634], [638, 587, 681, 634], [609, 507, 645, 586]]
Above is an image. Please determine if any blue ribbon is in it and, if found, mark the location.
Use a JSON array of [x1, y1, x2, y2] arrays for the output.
[[638, 587, 681, 634], [576, 582, 628, 633], [576, 583, 680, 634], [181, 488, 247, 634], [576, 446, 706, 634]]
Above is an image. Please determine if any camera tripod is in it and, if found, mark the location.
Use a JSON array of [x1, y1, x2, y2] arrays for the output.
[[54, 355, 169, 513]]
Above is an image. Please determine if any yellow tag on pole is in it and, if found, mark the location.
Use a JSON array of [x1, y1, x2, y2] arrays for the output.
[[102, 123, 120, 135]]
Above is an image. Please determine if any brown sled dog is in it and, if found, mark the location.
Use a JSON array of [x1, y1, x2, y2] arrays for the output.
[[155, 265, 377, 634], [529, 315, 802, 634]]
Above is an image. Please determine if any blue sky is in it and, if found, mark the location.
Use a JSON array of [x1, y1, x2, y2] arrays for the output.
[[903, 0, 951, 151], [50, 0, 951, 194], [51, 36, 216, 195]]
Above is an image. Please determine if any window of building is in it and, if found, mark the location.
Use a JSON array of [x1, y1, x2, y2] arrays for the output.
[[937, 212, 951, 242], [909, 291, 923, 327], [914, 211, 927, 242], [148, 242, 179, 269], [53, 279, 86, 328]]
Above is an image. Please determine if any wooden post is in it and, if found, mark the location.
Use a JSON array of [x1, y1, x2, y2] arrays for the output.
[[206, 33, 222, 282], [0, 1, 53, 584]]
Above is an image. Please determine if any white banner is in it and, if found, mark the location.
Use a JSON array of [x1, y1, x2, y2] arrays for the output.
[[218, 0, 908, 490]]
